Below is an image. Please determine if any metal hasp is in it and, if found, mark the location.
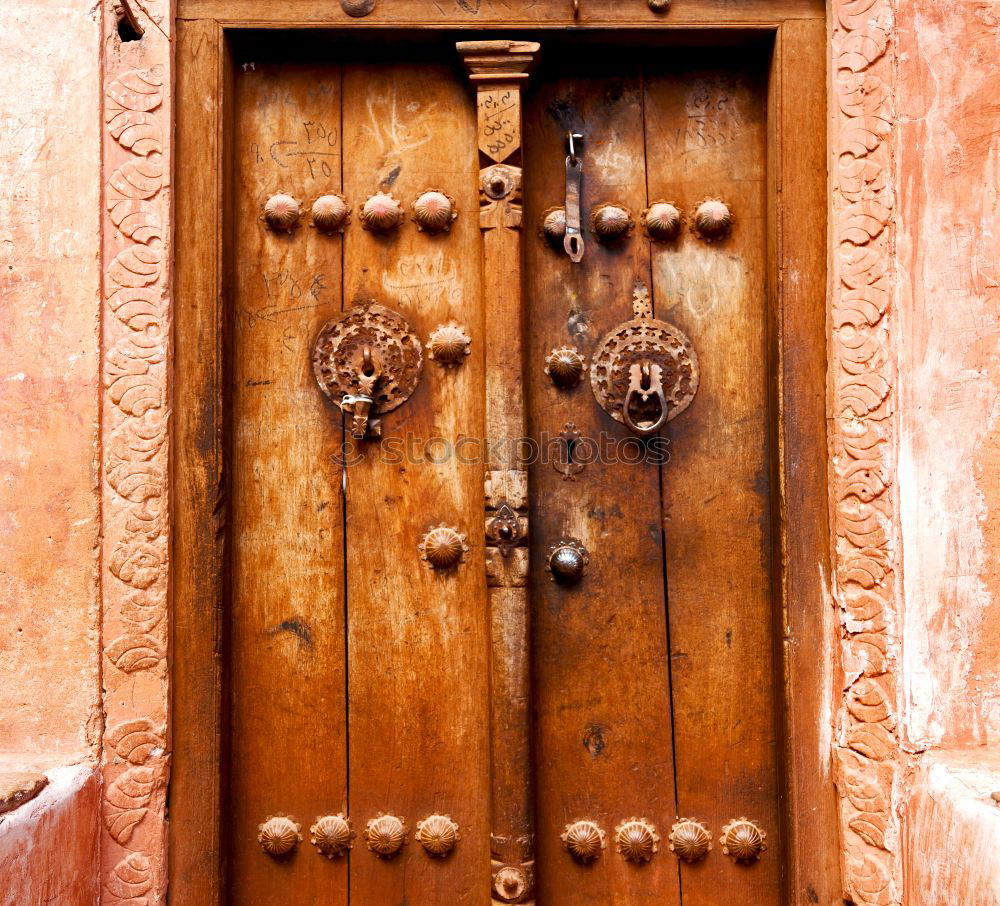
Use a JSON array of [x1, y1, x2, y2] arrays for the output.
[[458, 38, 540, 906], [563, 132, 585, 262], [312, 301, 424, 440], [590, 280, 699, 436]]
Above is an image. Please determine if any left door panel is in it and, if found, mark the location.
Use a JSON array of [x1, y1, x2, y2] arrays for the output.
[[230, 64, 348, 906]]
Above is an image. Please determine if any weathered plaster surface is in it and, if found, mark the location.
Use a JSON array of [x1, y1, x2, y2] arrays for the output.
[[904, 751, 1000, 904], [0, 762, 100, 906], [0, 2, 102, 757], [895, 0, 1000, 751]]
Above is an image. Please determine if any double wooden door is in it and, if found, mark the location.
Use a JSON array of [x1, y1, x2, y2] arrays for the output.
[[226, 37, 779, 906]]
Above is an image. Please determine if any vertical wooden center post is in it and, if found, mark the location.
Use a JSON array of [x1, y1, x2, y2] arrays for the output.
[[458, 39, 540, 906]]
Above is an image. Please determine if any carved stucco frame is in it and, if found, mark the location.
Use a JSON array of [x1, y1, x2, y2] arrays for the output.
[[96, 1, 901, 903]]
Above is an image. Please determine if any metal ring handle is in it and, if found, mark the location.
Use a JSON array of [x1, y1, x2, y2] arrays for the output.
[[622, 362, 668, 437]]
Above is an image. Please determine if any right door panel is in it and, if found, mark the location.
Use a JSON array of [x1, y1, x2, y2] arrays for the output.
[[524, 48, 779, 905]]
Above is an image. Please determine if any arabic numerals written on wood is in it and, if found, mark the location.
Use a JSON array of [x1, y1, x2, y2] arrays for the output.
[[479, 88, 520, 162]]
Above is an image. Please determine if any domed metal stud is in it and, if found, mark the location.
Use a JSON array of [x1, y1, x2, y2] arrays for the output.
[[340, 0, 375, 15], [311, 194, 350, 233], [360, 192, 404, 233], [642, 201, 683, 242], [412, 190, 457, 234], [668, 819, 712, 863], [545, 346, 585, 390], [692, 198, 733, 241], [363, 813, 407, 857], [258, 815, 302, 856], [614, 818, 660, 863], [561, 820, 607, 863], [263, 194, 300, 232], [540, 206, 567, 248], [310, 814, 354, 858], [427, 324, 471, 367], [415, 814, 460, 857], [546, 538, 589, 585], [648, 0, 671, 10], [720, 818, 766, 862], [590, 202, 635, 244], [419, 525, 469, 570]]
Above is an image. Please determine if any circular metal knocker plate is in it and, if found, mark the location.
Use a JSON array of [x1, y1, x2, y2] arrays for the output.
[[313, 301, 423, 415], [590, 282, 699, 433]]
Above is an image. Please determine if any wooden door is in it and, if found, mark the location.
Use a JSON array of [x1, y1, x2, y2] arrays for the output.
[[222, 37, 780, 906]]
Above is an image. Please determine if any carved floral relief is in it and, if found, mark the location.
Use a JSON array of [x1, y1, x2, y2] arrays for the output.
[[101, 2, 172, 902], [831, 0, 901, 903]]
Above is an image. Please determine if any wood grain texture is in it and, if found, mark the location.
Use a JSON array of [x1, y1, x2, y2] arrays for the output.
[[644, 56, 781, 902], [178, 0, 824, 27], [229, 63, 348, 905], [523, 64, 682, 906], [777, 19, 842, 906], [341, 63, 492, 905], [170, 18, 226, 905]]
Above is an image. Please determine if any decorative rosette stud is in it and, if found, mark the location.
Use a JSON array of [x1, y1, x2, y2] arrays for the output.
[[540, 206, 567, 248], [668, 819, 712, 862], [412, 190, 458, 234], [546, 538, 589, 585], [360, 192, 404, 233], [311, 194, 350, 233], [561, 820, 607, 863], [415, 814, 460, 857], [264, 194, 300, 232], [310, 814, 354, 858], [363, 813, 407, 857], [614, 817, 660, 863], [427, 324, 471, 367], [258, 815, 302, 856], [590, 202, 635, 244], [719, 818, 766, 862], [419, 525, 469, 570], [692, 198, 733, 241], [545, 346, 585, 390], [642, 201, 683, 242]]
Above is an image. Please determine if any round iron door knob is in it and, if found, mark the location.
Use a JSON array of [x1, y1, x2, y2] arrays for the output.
[[668, 819, 712, 862], [311, 194, 350, 232], [310, 814, 354, 858], [363, 814, 407, 857], [720, 818, 766, 862], [493, 866, 528, 901], [415, 814, 460, 856], [419, 525, 469, 570], [614, 818, 660, 863], [263, 194, 300, 232], [360, 192, 404, 233], [545, 346, 585, 390], [643, 201, 683, 242], [540, 206, 567, 248], [693, 198, 733, 241], [258, 816, 302, 856], [547, 539, 589, 585], [591, 202, 635, 243], [561, 820, 607, 863], [412, 190, 457, 234]]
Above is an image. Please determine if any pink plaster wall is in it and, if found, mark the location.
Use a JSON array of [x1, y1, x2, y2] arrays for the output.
[[0, 763, 100, 906], [0, 1, 103, 758], [895, 0, 1000, 750]]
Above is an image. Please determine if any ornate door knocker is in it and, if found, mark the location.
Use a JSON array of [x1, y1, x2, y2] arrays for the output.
[[313, 301, 424, 439], [590, 281, 699, 436]]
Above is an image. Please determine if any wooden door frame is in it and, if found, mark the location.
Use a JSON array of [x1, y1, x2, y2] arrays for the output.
[[170, 4, 835, 903]]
